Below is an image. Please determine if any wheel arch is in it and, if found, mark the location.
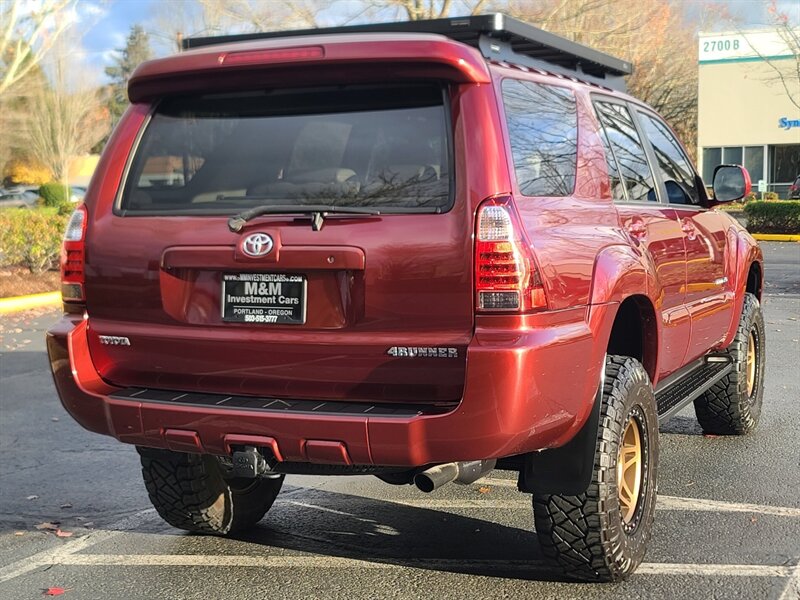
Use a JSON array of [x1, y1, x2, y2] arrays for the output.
[[587, 243, 661, 383], [605, 294, 658, 384]]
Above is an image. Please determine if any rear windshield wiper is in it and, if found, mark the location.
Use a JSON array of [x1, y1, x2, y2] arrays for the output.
[[225, 201, 381, 232]]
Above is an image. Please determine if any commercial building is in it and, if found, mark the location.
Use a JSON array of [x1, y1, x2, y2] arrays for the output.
[[697, 29, 799, 197]]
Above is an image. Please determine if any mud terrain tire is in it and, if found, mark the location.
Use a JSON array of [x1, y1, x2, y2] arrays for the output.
[[138, 447, 283, 534], [694, 293, 765, 435], [533, 356, 659, 582]]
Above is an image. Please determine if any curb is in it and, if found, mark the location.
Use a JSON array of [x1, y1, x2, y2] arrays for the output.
[[751, 234, 800, 242], [0, 291, 61, 314]]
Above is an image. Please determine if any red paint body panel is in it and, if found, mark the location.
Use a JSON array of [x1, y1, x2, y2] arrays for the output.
[[49, 309, 600, 465], [47, 34, 763, 469]]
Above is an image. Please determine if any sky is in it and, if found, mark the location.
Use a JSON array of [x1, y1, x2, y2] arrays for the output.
[[71, 0, 800, 83]]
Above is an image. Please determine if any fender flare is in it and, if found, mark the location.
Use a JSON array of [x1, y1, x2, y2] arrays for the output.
[[720, 230, 764, 349], [518, 365, 603, 494], [519, 245, 660, 495]]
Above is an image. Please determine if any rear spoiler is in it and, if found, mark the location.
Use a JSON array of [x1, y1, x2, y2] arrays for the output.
[[127, 33, 490, 103]]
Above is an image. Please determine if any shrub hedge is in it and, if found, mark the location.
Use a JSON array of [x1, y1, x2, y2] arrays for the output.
[[743, 201, 800, 235], [38, 182, 71, 212], [0, 208, 70, 273]]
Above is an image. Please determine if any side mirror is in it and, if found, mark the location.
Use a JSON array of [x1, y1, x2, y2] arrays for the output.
[[712, 164, 751, 203]]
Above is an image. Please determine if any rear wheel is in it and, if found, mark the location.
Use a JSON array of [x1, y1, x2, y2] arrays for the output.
[[138, 447, 284, 534], [694, 292, 765, 435], [532, 356, 659, 582]]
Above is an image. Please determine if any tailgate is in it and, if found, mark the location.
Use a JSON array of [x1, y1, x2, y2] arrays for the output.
[[84, 81, 474, 404]]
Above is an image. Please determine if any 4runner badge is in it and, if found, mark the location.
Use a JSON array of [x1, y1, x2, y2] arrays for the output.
[[387, 346, 458, 358]]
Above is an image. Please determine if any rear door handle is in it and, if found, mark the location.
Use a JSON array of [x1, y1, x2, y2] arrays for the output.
[[681, 218, 697, 240], [626, 219, 647, 243]]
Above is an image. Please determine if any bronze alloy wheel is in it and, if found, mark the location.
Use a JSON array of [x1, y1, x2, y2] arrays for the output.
[[746, 330, 757, 397], [617, 415, 643, 525]]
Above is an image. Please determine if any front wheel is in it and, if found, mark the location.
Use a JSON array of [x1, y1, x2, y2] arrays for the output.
[[532, 356, 659, 582], [138, 447, 284, 534], [694, 292, 765, 435]]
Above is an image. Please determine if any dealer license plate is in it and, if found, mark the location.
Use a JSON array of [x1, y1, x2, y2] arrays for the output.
[[222, 273, 306, 324]]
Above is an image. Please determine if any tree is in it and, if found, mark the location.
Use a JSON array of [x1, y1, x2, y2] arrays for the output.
[[27, 45, 110, 191], [508, 0, 712, 158], [745, 1, 800, 111], [371, 0, 494, 20], [151, 0, 326, 53], [0, 0, 75, 98], [105, 25, 152, 125]]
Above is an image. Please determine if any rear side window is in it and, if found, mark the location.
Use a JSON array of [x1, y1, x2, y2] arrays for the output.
[[638, 112, 700, 205], [594, 101, 657, 202], [120, 84, 451, 214], [501, 79, 578, 197]]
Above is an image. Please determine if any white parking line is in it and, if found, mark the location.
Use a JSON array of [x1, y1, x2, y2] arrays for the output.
[[2, 488, 798, 585], [301, 495, 800, 517], [48, 554, 797, 577], [0, 509, 156, 584], [476, 479, 800, 517], [779, 564, 800, 600], [656, 495, 800, 518]]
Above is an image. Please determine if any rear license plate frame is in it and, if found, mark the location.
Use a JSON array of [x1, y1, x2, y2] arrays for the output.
[[221, 273, 307, 325]]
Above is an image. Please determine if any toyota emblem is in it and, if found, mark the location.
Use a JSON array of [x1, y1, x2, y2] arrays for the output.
[[241, 232, 274, 257]]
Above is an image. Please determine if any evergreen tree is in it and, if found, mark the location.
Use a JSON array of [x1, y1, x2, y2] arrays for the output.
[[105, 24, 152, 125]]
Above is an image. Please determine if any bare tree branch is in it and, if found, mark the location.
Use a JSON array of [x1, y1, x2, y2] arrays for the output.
[[26, 38, 110, 188], [0, 0, 75, 97], [737, 3, 800, 111]]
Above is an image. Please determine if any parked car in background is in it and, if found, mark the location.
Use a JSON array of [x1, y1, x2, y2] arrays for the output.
[[790, 175, 800, 199], [0, 189, 38, 209], [70, 186, 87, 203]]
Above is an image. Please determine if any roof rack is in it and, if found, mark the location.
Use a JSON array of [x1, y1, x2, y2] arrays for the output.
[[183, 13, 632, 92]]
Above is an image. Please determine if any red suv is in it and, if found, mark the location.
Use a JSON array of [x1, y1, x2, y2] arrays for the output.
[[47, 15, 765, 582]]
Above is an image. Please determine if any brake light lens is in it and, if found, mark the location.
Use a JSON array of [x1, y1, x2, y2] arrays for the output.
[[218, 46, 324, 66], [475, 196, 547, 312], [61, 205, 87, 302]]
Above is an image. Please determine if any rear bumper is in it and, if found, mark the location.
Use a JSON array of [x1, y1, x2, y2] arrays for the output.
[[47, 309, 607, 467]]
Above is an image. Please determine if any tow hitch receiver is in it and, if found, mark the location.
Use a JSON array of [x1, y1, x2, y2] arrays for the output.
[[232, 446, 271, 478]]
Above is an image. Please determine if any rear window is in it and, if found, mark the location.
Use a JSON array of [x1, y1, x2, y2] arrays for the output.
[[501, 79, 578, 197], [119, 84, 452, 214]]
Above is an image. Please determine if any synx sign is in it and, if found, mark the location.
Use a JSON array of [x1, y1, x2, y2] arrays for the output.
[[779, 117, 800, 130]]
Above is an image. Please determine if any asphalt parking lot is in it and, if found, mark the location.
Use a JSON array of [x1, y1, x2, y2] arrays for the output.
[[0, 241, 798, 600]]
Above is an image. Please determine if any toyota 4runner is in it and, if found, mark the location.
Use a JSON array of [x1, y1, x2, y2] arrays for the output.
[[47, 14, 765, 582]]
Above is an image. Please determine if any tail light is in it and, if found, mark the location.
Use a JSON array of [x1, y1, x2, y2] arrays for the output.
[[61, 204, 87, 303], [475, 196, 547, 312]]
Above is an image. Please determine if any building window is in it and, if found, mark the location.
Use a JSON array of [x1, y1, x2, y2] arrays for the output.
[[744, 146, 764, 184], [702, 147, 721, 183], [723, 147, 742, 165], [771, 145, 800, 183]]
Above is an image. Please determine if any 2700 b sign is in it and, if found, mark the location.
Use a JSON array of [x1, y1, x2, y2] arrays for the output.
[[222, 273, 307, 325]]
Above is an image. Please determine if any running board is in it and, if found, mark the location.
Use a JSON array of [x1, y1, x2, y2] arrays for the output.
[[655, 356, 733, 422]]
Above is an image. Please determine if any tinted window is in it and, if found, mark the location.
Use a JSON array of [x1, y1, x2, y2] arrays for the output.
[[121, 84, 451, 213], [639, 113, 699, 205], [597, 120, 627, 202], [594, 102, 657, 202], [502, 79, 577, 197]]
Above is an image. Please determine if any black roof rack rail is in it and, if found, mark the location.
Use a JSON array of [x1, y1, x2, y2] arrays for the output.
[[182, 13, 632, 92]]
